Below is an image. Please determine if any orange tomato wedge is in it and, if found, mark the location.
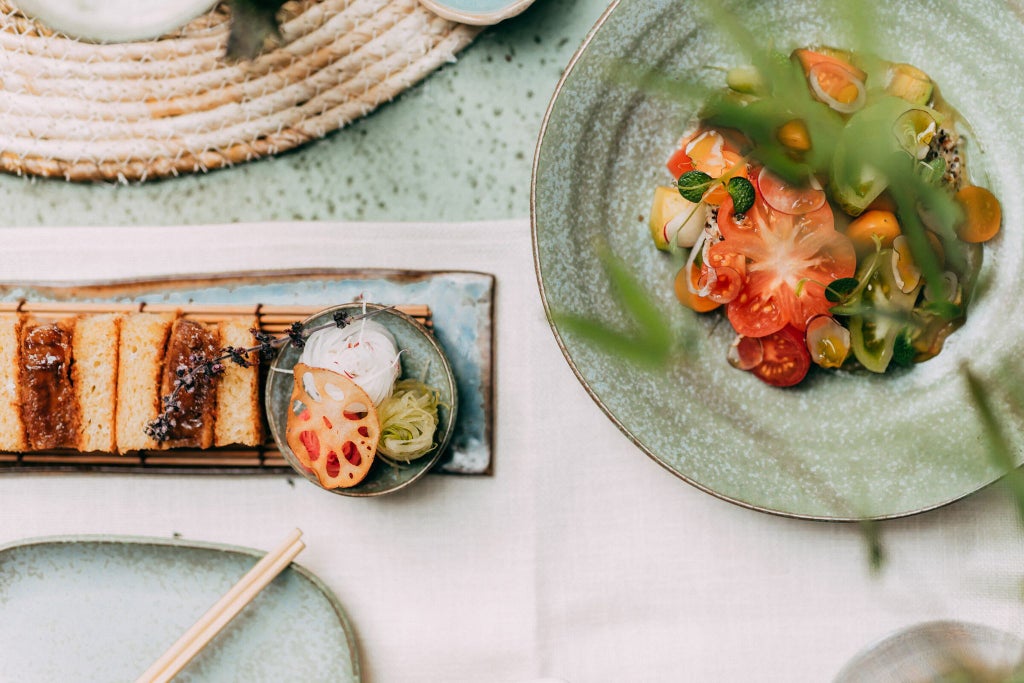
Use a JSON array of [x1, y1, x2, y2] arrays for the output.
[[674, 264, 720, 313], [955, 185, 1001, 243], [793, 49, 865, 105], [845, 210, 901, 250]]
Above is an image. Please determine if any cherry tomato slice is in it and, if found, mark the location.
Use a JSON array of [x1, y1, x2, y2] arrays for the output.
[[749, 326, 811, 387], [756, 167, 826, 215], [673, 265, 720, 313], [716, 196, 764, 241], [699, 265, 743, 304], [666, 147, 694, 179], [710, 196, 854, 337]]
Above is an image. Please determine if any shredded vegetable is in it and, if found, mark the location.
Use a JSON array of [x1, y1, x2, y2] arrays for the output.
[[376, 379, 440, 461]]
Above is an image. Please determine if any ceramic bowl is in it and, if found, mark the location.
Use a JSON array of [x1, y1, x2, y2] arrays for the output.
[[532, 0, 1024, 519], [418, 0, 536, 25], [834, 621, 1024, 682], [266, 303, 458, 497], [12, 0, 217, 42]]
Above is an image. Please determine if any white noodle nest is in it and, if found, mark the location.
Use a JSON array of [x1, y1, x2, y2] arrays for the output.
[[299, 320, 401, 406]]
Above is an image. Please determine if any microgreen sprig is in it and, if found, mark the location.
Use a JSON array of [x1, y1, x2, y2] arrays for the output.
[[145, 306, 395, 443]]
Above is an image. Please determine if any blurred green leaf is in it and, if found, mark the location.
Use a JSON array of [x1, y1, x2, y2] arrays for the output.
[[553, 248, 677, 368], [860, 519, 885, 573], [964, 364, 1024, 524], [555, 313, 670, 368]]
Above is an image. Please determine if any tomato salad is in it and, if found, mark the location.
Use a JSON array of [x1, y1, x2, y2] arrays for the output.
[[649, 48, 1002, 387]]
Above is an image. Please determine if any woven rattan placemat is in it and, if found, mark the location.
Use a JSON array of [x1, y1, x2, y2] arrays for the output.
[[0, 0, 480, 182]]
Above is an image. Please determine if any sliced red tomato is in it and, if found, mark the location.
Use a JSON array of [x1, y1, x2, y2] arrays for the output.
[[708, 195, 856, 337], [698, 265, 743, 304], [717, 196, 764, 240], [748, 326, 811, 387], [701, 247, 746, 304], [756, 167, 826, 215], [666, 146, 694, 178]]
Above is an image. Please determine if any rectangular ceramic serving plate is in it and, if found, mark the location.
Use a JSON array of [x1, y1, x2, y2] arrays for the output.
[[0, 269, 494, 476], [0, 535, 360, 682]]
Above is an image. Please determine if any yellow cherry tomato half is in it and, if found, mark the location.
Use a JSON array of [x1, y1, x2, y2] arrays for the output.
[[955, 185, 1001, 243], [674, 265, 721, 313]]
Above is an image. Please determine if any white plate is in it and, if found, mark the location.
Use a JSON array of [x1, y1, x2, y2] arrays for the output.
[[12, 0, 217, 42]]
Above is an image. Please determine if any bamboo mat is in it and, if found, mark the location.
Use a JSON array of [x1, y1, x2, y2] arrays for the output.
[[0, 301, 431, 473], [0, 0, 480, 182]]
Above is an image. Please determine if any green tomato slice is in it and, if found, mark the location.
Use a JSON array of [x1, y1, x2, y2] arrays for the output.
[[848, 249, 920, 373]]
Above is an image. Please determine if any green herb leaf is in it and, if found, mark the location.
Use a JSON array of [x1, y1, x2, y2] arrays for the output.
[[825, 277, 859, 303], [727, 176, 755, 213], [226, 0, 285, 61], [677, 170, 714, 203]]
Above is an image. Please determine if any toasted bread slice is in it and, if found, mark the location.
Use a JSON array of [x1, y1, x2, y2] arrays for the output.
[[73, 314, 122, 453], [215, 317, 264, 447], [159, 318, 220, 449], [20, 319, 79, 450], [0, 315, 26, 452], [115, 312, 176, 452]]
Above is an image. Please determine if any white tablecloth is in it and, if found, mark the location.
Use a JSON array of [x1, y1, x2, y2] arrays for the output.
[[0, 220, 1021, 682]]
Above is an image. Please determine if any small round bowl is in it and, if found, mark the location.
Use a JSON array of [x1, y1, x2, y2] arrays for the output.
[[266, 303, 458, 497], [12, 0, 218, 42], [834, 621, 1024, 682], [418, 0, 536, 26]]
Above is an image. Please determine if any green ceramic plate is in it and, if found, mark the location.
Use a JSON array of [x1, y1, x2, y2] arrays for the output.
[[532, 0, 1024, 519], [834, 621, 1024, 682], [267, 304, 458, 497], [0, 535, 360, 682]]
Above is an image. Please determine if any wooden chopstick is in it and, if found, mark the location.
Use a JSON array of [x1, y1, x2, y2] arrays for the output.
[[135, 529, 306, 683]]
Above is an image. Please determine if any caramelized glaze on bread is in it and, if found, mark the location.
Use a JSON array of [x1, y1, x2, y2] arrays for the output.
[[159, 319, 220, 449], [20, 319, 79, 450], [0, 311, 264, 454]]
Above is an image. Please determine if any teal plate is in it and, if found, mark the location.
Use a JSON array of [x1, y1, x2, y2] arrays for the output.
[[834, 621, 1024, 682], [266, 303, 458, 497], [532, 0, 1024, 519], [0, 269, 492, 476], [418, 0, 535, 25], [0, 535, 360, 682]]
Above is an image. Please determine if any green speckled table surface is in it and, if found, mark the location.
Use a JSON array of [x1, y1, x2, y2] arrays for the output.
[[0, 0, 608, 228]]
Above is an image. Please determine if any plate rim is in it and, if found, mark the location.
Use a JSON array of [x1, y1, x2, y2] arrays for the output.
[[833, 619, 1024, 682], [529, 0, 1004, 522], [10, 0, 219, 43], [0, 532, 362, 682], [417, 0, 536, 26]]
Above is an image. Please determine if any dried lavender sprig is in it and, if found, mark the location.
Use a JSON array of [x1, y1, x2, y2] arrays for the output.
[[144, 306, 395, 441]]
